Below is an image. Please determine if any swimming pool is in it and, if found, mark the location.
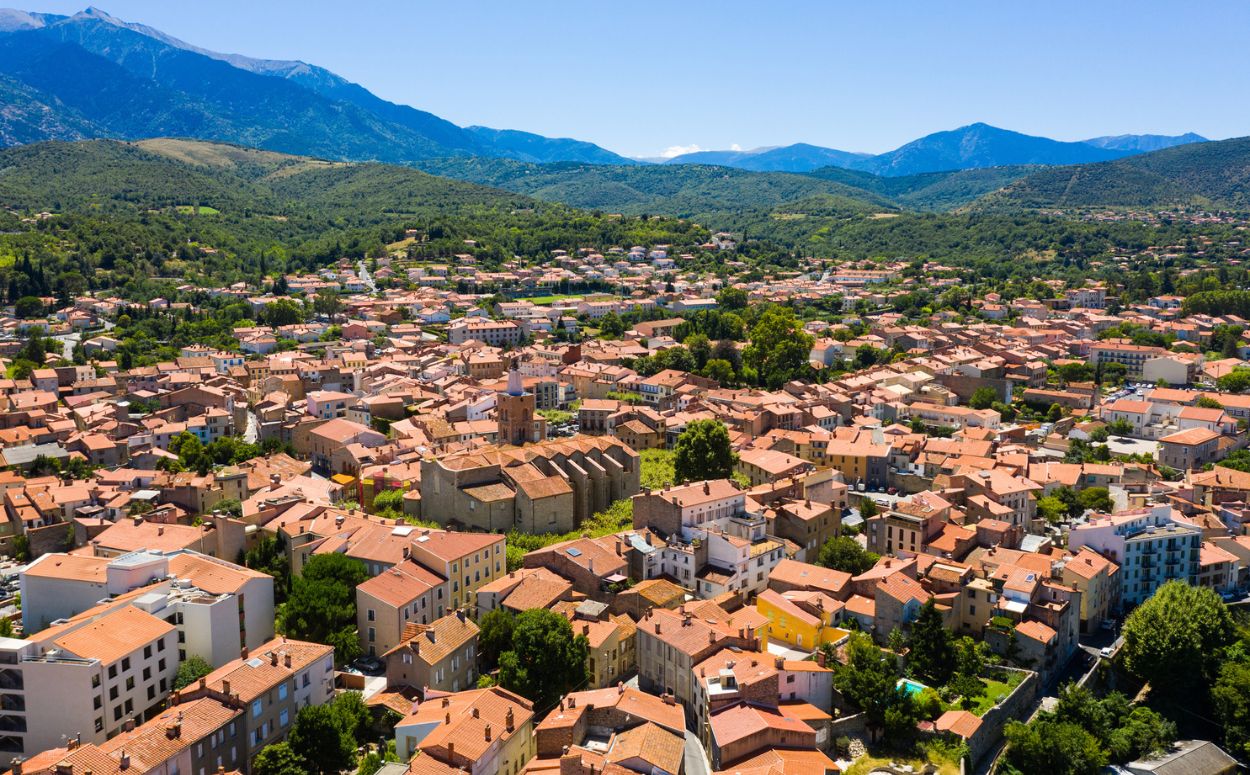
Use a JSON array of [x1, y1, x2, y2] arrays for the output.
[[897, 678, 927, 696]]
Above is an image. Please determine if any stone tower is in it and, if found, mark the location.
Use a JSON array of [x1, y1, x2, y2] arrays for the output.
[[497, 364, 545, 446]]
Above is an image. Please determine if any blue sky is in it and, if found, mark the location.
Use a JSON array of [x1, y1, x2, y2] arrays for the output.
[[22, 1, 1250, 157]]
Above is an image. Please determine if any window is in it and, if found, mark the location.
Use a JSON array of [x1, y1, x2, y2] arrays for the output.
[[278, 683, 288, 701], [367, 609, 375, 622], [122, 658, 131, 672], [108, 665, 118, 680], [252, 700, 262, 718], [143, 667, 152, 681], [279, 709, 289, 727]]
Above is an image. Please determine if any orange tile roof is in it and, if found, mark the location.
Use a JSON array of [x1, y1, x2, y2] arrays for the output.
[[53, 605, 174, 664]]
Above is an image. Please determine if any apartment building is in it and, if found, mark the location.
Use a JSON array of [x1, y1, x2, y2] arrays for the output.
[[21, 550, 275, 666], [393, 687, 536, 775], [408, 530, 506, 614], [0, 604, 180, 758], [179, 638, 335, 757], [1088, 342, 1168, 378], [1068, 505, 1201, 607], [9, 693, 247, 775], [635, 606, 759, 714], [382, 611, 479, 696], [631, 479, 746, 539], [356, 558, 449, 657]]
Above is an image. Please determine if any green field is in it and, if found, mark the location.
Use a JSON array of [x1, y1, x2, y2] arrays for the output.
[[174, 205, 220, 215]]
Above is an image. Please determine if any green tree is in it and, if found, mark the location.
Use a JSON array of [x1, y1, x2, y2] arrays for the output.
[[313, 289, 344, 321], [1217, 368, 1250, 393], [1195, 395, 1224, 409], [478, 608, 515, 671], [286, 704, 356, 774], [261, 298, 306, 327], [279, 554, 368, 665], [1047, 403, 1064, 422], [253, 742, 308, 775], [1213, 660, 1250, 760], [908, 600, 955, 685], [597, 311, 625, 338], [947, 673, 985, 711], [969, 387, 997, 410], [817, 536, 879, 575], [1036, 495, 1067, 524], [497, 609, 589, 711], [835, 633, 916, 736], [743, 307, 813, 389], [685, 332, 711, 369], [701, 358, 735, 385], [1002, 719, 1107, 775], [1121, 581, 1235, 694], [716, 286, 748, 310], [673, 419, 738, 483], [14, 296, 43, 319], [1076, 487, 1113, 514], [173, 655, 213, 690]]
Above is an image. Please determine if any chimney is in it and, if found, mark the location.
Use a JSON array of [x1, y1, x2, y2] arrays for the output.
[[132, 515, 143, 526], [171, 690, 181, 706], [442, 697, 451, 707], [617, 681, 625, 694], [708, 631, 715, 645], [10, 758, 21, 775], [445, 712, 451, 724], [457, 609, 466, 623], [485, 724, 492, 742], [119, 750, 130, 770], [221, 680, 231, 696], [506, 707, 515, 732], [270, 651, 278, 667], [569, 697, 575, 708], [775, 657, 785, 669], [447, 743, 454, 761], [582, 624, 589, 636], [472, 707, 480, 719], [284, 653, 292, 668], [703, 481, 710, 495], [240, 646, 249, 660], [816, 650, 827, 667], [654, 622, 661, 635]]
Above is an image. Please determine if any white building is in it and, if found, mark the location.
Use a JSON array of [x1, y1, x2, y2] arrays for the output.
[[1068, 505, 1201, 607], [21, 550, 275, 665]]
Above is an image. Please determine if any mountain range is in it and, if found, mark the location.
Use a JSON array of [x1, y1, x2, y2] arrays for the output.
[[0, 7, 1213, 179], [663, 125, 1207, 175]]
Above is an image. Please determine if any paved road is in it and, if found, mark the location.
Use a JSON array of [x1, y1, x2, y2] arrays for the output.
[[357, 259, 378, 294], [683, 729, 710, 775], [242, 410, 259, 444]]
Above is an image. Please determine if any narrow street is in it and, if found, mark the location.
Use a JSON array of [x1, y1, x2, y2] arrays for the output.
[[357, 259, 378, 294]]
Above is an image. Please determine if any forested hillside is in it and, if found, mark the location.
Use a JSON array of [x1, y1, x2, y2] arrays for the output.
[[0, 139, 708, 300]]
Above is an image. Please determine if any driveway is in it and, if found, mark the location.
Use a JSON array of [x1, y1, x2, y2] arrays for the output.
[[684, 729, 710, 775]]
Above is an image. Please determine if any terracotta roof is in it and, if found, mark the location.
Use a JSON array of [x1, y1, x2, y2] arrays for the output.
[[607, 722, 684, 775], [53, 605, 174, 664]]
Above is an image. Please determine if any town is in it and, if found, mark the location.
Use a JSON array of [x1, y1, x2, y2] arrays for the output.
[[0, 227, 1244, 775]]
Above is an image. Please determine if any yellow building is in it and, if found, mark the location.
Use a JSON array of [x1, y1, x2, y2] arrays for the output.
[[756, 588, 850, 650]]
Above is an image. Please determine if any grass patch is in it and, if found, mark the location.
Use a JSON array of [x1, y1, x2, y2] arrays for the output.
[[537, 408, 574, 424], [524, 293, 585, 305], [505, 499, 635, 571], [640, 448, 675, 489], [174, 205, 220, 215], [844, 752, 960, 775]]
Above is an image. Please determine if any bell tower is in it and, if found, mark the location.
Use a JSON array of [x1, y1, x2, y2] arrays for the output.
[[497, 362, 545, 446]]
